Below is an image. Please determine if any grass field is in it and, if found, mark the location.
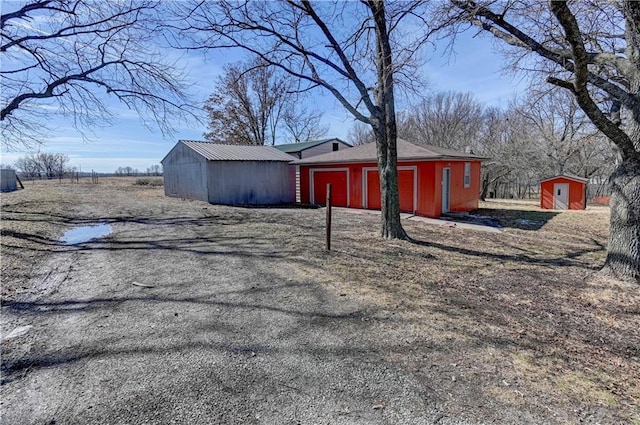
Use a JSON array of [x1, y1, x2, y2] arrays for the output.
[[1, 178, 638, 423]]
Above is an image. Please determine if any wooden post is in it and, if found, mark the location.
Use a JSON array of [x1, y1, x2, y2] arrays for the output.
[[326, 183, 332, 251]]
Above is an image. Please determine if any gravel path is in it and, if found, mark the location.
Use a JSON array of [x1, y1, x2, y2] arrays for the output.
[[3, 181, 634, 424], [2, 217, 446, 424]]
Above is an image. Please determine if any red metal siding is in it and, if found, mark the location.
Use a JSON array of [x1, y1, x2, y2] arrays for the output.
[[448, 161, 481, 213], [569, 180, 587, 210], [300, 159, 482, 218], [540, 177, 587, 210], [540, 180, 555, 209], [418, 162, 438, 217], [366, 169, 380, 209]]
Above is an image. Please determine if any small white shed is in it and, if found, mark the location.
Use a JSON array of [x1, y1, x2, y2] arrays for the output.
[[0, 169, 17, 192], [161, 141, 296, 205]]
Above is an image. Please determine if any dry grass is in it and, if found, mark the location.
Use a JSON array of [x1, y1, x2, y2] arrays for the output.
[[1, 178, 638, 423]]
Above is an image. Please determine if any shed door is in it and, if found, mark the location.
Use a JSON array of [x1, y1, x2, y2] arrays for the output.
[[365, 168, 415, 213], [553, 183, 569, 210], [311, 169, 348, 206]]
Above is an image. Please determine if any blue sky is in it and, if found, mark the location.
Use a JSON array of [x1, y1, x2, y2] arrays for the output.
[[1, 27, 526, 173]]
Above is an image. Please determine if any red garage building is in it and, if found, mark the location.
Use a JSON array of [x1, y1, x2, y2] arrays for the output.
[[540, 175, 588, 210], [293, 139, 486, 218]]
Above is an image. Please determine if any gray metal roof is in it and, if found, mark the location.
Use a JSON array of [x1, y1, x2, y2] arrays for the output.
[[179, 140, 295, 162], [273, 138, 351, 153], [292, 139, 488, 165]]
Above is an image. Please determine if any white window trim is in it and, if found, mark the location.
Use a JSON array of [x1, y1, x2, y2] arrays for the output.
[[463, 162, 471, 188]]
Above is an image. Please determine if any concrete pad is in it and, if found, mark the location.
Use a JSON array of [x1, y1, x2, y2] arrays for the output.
[[333, 207, 503, 233], [401, 214, 503, 233]]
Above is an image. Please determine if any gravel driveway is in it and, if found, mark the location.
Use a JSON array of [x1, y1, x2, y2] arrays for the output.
[[2, 208, 447, 424], [2, 180, 635, 424]]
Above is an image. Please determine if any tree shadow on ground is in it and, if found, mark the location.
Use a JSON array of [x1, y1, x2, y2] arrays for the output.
[[470, 207, 560, 230], [406, 236, 604, 269], [0, 279, 377, 385], [2, 196, 635, 423]]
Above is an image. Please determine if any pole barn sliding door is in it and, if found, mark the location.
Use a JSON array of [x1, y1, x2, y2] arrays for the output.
[[310, 169, 349, 206], [364, 167, 416, 213]]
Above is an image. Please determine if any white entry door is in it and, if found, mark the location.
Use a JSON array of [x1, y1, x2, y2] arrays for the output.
[[442, 168, 451, 213], [553, 183, 569, 209]]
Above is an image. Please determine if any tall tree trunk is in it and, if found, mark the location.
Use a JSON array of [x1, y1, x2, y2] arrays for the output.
[[603, 158, 640, 281], [374, 122, 405, 238], [370, 0, 406, 239], [603, 1, 640, 282], [548, 0, 640, 282]]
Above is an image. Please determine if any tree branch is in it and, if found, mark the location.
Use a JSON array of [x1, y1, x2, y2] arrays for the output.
[[550, 0, 638, 161], [455, 0, 635, 108]]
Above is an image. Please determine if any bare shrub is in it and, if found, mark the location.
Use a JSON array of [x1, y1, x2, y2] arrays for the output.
[[134, 178, 163, 187]]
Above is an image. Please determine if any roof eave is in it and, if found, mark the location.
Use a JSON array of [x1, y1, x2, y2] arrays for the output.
[[276, 137, 352, 153], [293, 155, 488, 166], [540, 175, 589, 184]]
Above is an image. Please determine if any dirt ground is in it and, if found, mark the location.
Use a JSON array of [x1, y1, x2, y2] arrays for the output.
[[1, 178, 638, 424]]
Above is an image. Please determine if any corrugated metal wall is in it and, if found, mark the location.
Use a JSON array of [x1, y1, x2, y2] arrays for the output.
[[0, 169, 17, 192], [162, 144, 208, 202], [162, 143, 296, 205], [207, 161, 295, 205]]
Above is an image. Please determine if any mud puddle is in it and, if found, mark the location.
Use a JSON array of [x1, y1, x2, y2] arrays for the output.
[[60, 223, 111, 244]]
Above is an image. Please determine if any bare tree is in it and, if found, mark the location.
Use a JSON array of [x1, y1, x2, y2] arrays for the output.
[[204, 59, 327, 145], [473, 104, 545, 199], [518, 89, 616, 180], [477, 106, 521, 199], [181, 1, 431, 238], [398, 91, 485, 150], [1, 0, 194, 149], [146, 164, 162, 176], [204, 60, 290, 145], [442, 0, 640, 281], [283, 105, 329, 143], [14, 154, 40, 180], [347, 121, 376, 146], [14, 152, 70, 180]]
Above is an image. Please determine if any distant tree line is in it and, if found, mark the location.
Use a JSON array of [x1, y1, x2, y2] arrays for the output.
[[14, 153, 73, 180], [12, 155, 163, 180], [114, 164, 162, 177]]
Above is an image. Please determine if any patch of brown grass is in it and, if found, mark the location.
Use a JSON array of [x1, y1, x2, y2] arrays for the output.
[[1, 180, 638, 422]]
